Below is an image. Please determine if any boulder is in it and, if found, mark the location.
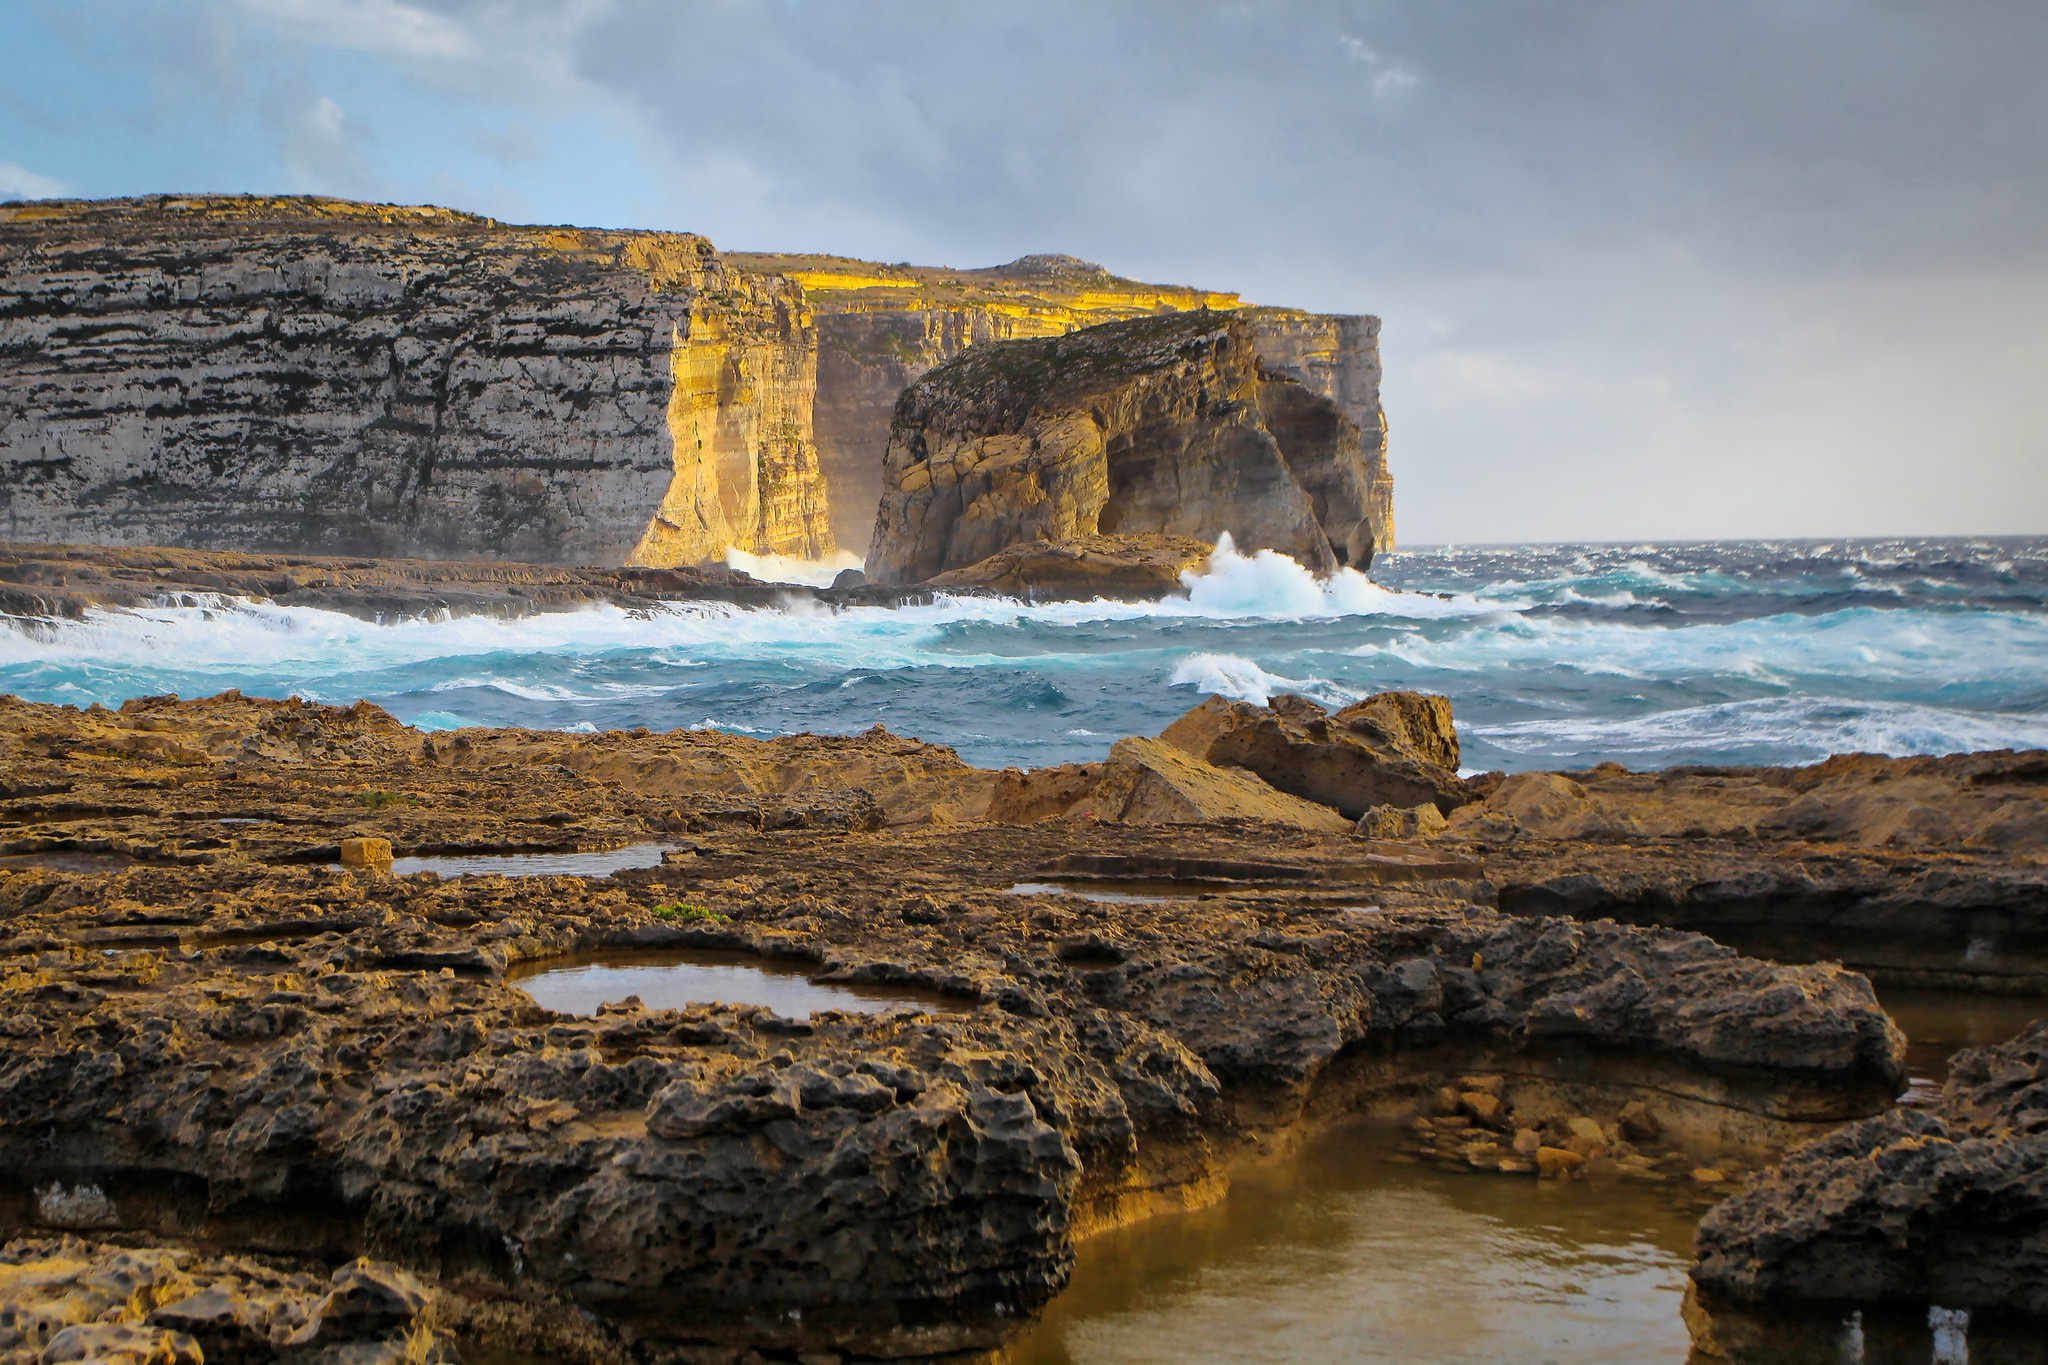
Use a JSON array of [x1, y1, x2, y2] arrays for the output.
[[924, 534, 1214, 601], [1160, 691, 1467, 819], [865, 311, 1382, 585], [1691, 1020, 2048, 1338], [1356, 802, 1449, 840], [1088, 737, 1352, 830]]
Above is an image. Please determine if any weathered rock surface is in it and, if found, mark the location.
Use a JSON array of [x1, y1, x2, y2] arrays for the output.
[[1454, 752, 2048, 991], [0, 691, 1904, 1360], [0, 196, 831, 567], [726, 251, 1393, 554], [1688, 1022, 2048, 1358], [864, 311, 1382, 585], [923, 532, 1213, 600], [1161, 691, 1468, 818], [1085, 736, 1355, 830], [0, 1239, 458, 1365]]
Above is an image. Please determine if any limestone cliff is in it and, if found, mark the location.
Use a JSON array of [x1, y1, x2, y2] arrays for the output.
[[0, 196, 830, 566], [865, 311, 1376, 585], [726, 251, 1394, 553]]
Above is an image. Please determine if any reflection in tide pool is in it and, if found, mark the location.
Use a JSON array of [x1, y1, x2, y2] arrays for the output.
[[390, 844, 672, 878], [508, 949, 966, 1018], [1009, 1122, 1698, 1365], [1879, 987, 2048, 1108]]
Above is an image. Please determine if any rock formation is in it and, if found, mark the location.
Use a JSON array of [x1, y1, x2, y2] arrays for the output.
[[1449, 751, 2048, 993], [1161, 690, 1469, 818], [1688, 1021, 2048, 1357], [0, 195, 829, 567], [864, 312, 1382, 585], [725, 251, 1394, 554]]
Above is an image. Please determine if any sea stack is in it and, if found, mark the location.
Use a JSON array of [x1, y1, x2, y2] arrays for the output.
[[865, 310, 1386, 586]]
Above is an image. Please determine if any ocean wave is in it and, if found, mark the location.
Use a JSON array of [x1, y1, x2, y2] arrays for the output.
[[1469, 696, 2048, 765], [1167, 652, 1363, 708]]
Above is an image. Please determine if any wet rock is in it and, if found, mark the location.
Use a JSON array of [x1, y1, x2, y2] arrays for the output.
[[1691, 1021, 2048, 1341], [1537, 1147, 1584, 1177], [1161, 691, 1467, 818]]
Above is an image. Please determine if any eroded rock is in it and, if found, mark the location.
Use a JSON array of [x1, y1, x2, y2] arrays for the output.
[[865, 311, 1380, 585], [1161, 691, 1468, 818]]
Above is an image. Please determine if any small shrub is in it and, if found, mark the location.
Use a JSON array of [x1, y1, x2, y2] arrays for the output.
[[655, 902, 728, 923], [354, 789, 420, 809]]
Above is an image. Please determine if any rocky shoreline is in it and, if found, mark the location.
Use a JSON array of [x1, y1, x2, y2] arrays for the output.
[[0, 681, 2038, 1362]]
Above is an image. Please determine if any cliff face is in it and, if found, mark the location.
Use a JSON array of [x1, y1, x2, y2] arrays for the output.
[[865, 311, 1373, 585], [0, 196, 830, 566], [0, 199, 1388, 573], [725, 252, 1394, 554]]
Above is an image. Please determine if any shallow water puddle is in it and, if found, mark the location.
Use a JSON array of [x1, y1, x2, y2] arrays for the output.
[[0, 851, 138, 873], [1008, 881, 1203, 904], [391, 844, 672, 878], [507, 948, 965, 1017], [1012, 993, 2047, 1363], [1008, 1121, 1699, 1365]]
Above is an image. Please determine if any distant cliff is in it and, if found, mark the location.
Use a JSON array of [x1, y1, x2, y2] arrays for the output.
[[725, 251, 1394, 553], [0, 198, 1391, 570], [0, 196, 829, 565], [866, 311, 1381, 585]]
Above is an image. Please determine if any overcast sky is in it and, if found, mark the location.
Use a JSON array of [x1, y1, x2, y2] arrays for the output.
[[3, 0, 2043, 545]]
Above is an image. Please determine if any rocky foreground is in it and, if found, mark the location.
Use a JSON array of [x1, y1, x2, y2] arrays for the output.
[[0, 687, 1988, 1361]]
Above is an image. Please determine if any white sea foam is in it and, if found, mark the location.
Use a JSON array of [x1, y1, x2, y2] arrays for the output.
[[1167, 652, 1362, 708], [724, 548, 865, 587]]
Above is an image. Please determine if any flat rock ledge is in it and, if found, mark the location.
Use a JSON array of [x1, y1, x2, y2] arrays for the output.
[[0, 692, 1910, 1361], [1687, 1021, 2048, 1364]]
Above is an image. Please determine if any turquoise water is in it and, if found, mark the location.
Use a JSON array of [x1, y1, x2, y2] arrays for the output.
[[1, 535, 2043, 772]]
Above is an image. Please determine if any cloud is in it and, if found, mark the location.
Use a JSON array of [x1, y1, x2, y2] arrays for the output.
[[279, 92, 379, 195], [1338, 35, 1418, 98], [0, 161, 69, 200]]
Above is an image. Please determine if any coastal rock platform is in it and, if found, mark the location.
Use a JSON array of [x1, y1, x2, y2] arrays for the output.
[[0, 692, 1912, 1361]]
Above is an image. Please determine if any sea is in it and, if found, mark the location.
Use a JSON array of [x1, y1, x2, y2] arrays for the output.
[[2, 536, 2045, 775]]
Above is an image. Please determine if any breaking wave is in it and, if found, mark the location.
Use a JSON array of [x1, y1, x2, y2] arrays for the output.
[[0, 535, 2041, 771]]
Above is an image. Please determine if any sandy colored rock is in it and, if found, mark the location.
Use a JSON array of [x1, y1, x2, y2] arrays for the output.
[[1536, 1147, 1585, 1177], [984, 762, 1106, 824], [924, 533, 1215, 601], [865, 311, 1379, 585], [339, 837, 393, 868], [1357, 802, 1450, 840], [1161, 691, 1467, 819], [1088, 737, 1353, 830]]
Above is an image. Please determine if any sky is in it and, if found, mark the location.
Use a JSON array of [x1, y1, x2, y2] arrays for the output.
[[2, 0, 2044, 545]]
